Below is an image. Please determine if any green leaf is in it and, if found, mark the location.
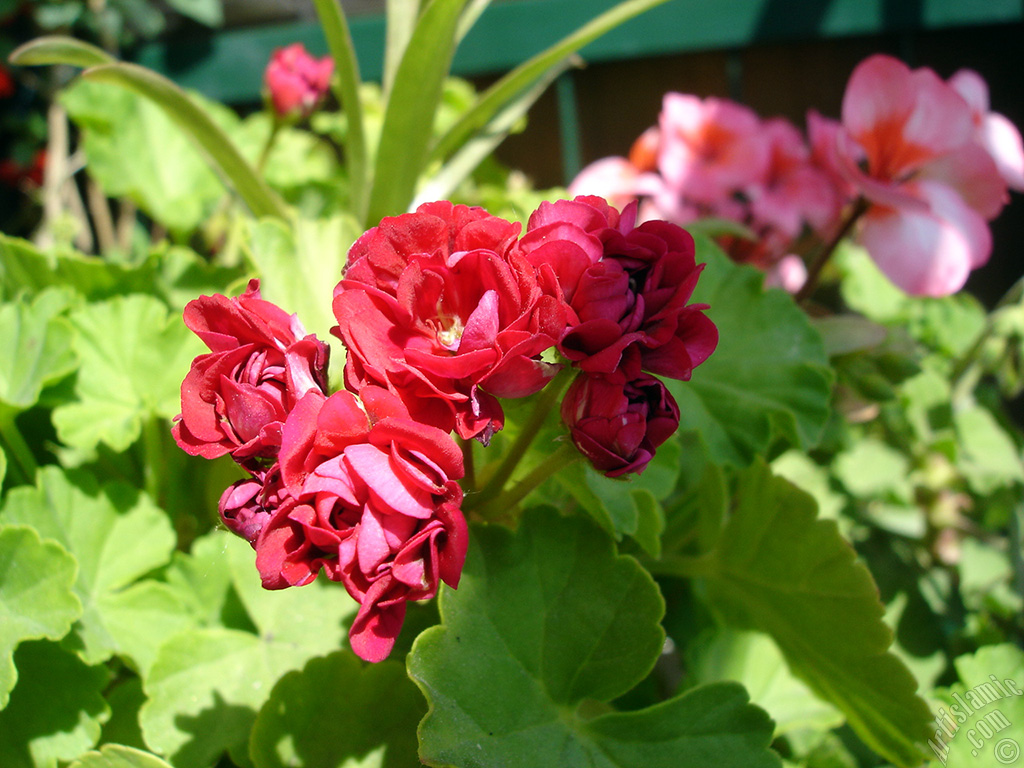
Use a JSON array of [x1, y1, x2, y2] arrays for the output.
[[0, 288, 78, 410], [366, 0, 469, 224], [667, 461, 933, 767], [62, 79, 229, 236], [164, 0, 223, 27], [0, 641, 109, 768], [51, 294, 202, 452], [929, 644, 1024, 768], [0, 525, 82, 708], [246, 214, 359, 367], [409, 509, 781, 768], [70, 745, 175, 768], [139, 534, 355, 768], [551, 435, 679, 556], [953, 404, 1024, 495], [413, 56, 569, 206], [9, 35, 115, 68], [0, 467, 182, 669], [430, 0, 671, 165], [690, 628, 845, 738], [833, 437, 913, 503], [79, 62, 287, 220], [250, 651, 423, 768], [669, 239, 833, 466]]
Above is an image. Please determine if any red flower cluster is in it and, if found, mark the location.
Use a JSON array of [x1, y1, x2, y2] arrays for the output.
[[520, 196, 717, 476], [174, 197, 717, 659], [174, 280, 466, 662]]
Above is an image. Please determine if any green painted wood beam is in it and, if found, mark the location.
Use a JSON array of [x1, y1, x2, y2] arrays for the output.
[[135, 0, 1022, 104]]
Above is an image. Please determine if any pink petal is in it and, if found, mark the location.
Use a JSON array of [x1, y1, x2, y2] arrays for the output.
[[858, 181, 990, 296], [343, 443, 434, 519]]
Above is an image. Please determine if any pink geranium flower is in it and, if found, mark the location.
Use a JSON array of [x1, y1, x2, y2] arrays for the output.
[[947, 68, 1024, 193], [835, 54, 1009, 296], [657, 93, 771, 205]]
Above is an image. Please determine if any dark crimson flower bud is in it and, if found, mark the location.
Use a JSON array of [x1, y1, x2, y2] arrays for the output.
[[560, 368, 680, 478], [264, 43, 334, 119]]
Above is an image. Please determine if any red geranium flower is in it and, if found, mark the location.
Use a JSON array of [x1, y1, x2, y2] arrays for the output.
[[254, 387, 467, 662], [172, 279, 330, 466], [333, 201, 567, 444], [520, 195, 718, 381]]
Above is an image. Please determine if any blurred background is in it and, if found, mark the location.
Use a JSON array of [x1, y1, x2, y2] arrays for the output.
[[1, 0, 1021, 303]]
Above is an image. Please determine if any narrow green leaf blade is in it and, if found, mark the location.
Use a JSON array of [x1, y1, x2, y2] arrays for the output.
[[309, 0, 368, 218], [431, 0, 671, 164], [365, 0, 469, 223], [701, 461, 932, 767], [413, 55, 569, 206], [0, 525, 82, 708], [383, 0, 421, 96], [79, 62, 287, 220], [8, 35, 114, 68]]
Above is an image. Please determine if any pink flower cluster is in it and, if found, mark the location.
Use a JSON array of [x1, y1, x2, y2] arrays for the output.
[[174, 197, 717, 659], [571, 54, 1023, 297]]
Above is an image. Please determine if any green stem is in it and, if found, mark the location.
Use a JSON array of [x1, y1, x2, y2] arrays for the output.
[[796, 196, 869, 305], [464, 366, 575, 512], [949, 272, 1024, 392], [0, 408, 37, 485], [474, 442, 579, 521], [255, 118, 282, 175], [141, 416, 165, 504], [460, 435, 476, 494]]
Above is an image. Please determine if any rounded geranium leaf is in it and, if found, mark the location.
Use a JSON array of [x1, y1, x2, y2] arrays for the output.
[[408, 509, 780, 767], [0, 525, 82, 708]]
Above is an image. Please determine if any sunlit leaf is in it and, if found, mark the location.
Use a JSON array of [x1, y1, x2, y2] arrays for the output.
[[0, 641, 109, 768], [139, 534, 355, 768], [0, 525, 82, 708], [51, 295, 202, 453], [0, 467, 183, 669], [250, 652, 423, 768]]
